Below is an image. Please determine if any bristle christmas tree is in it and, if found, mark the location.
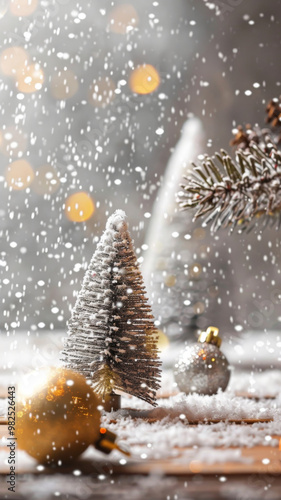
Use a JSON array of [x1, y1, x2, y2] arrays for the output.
[[61, 210, 161, 406], [142, 118, 235, 340], [142, 119, 219, 340], [178, 97, 281, 232]]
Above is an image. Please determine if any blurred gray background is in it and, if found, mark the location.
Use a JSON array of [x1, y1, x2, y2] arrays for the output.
[[1, 0, 281, 336]]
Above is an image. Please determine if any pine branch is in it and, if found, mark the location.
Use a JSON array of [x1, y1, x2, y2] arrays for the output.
[[178, 144, 281, 232]]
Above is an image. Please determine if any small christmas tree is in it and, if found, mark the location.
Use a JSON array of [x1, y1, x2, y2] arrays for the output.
[[61, 210, 161, 406], [142, 118, 221, 341]]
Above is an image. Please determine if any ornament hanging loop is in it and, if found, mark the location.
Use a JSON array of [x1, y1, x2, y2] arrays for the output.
[[95, 428, 130, 456], [198, 326, 222, 348]]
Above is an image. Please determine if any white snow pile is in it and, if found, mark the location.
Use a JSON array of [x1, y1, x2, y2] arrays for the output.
[[101, 413, 281, 460], [100, 381, 281, 458], [151, 391, 276, 421], [108, 390, 277, 422], [102, 408, 281, 461]]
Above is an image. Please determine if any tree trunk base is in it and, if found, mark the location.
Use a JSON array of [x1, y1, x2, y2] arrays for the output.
[[102, 393, 121, 412]]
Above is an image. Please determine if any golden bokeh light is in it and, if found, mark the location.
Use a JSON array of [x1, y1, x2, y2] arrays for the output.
[[17, 63, 44, 93], [50, 69, 79, 100], [165, 274, 176, 287], [108, 4, 138, 34], [156, 258, 167, 270], [193, 227, 206, 240], [65, 192, 95, 222], [10, 0, 38, 17], [129, 64, 160, 95], [208, 285, 219, 298], [0, 46, 29, 77], [5, 159, 34, 190], [154, 329, 170, 352], [189, 460, 203, 474], [193, 301, 205, 315], [0, 126, 27, 157], [190, 263, 202, 279], [88, 77, 116, 107], [32, 165, 60, 195]]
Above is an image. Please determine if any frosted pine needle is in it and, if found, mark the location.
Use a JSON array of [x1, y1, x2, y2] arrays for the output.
[[178, 143, 281, 232], [61, 210, 161, 406]]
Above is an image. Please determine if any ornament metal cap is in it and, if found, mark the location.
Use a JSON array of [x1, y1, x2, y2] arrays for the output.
[[198, 326, 222, 348], [95, 428, 130, 456]]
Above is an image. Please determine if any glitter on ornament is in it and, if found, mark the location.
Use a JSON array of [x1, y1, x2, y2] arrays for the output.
[[174, 327, 231, 395]]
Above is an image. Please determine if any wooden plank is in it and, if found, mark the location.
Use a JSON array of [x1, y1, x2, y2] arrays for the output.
[[235, 391, 276, 400], [112, 444, 281, 476], [108, 415, 273, 425], [0, 413, 273, 426], [157, 391, 277, 400], [0, 425, 279, 476], [0, 444, 279, 476]]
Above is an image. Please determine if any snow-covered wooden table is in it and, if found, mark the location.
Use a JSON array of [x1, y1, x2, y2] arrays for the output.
[[0, 331, 281, 499]]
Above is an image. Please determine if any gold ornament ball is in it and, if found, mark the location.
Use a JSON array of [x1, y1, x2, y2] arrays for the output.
[[16, 367, 101, 464]]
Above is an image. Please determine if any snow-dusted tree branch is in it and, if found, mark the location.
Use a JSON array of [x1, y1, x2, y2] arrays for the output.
[[178, 98, 281, 232], [178, 143, 281, 232], [61, 210, 161, 406]]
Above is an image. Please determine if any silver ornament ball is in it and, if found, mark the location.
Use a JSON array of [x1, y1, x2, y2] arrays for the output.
[[174, 341, 230, 395]]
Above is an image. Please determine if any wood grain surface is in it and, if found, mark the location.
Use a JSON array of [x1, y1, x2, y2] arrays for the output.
[[0, 423, 280, 476]]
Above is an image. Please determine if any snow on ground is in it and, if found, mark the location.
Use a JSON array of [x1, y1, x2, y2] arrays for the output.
[[100, 388, 281, 460], [1, 331, 280, 468]]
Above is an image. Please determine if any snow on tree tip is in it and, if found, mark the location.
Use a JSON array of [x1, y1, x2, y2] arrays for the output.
[[106, 209, 127, 233]]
